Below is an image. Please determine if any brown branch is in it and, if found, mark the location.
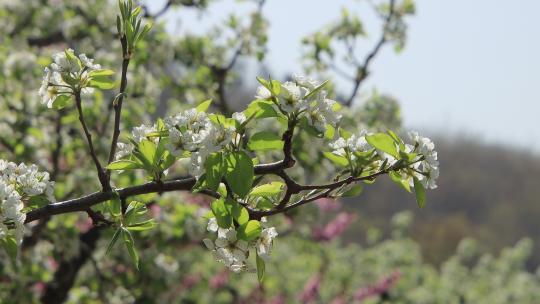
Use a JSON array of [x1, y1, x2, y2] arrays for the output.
[[24, 159, 286, 223], [75, 92, 110, 191], [344, 0, 397, 106], [106, 36, 131, 170]]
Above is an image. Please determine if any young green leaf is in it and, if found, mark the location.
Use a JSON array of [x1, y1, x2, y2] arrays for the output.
[[89, 69, 115, 77], [211, 198, 232, 228], [126, 219, 156, 231], [225, 151, 254, 198], [52, 94, 72, 110], [249, 182, 284, 197], [106, 228, 122, 255], [256, 253, 266, 283], [88, 76, 116, 90], [413, 177, 426, 208], [237, 220, 262, 242], [106, 160, 142, 170], [122, 228, 139, 270], [389, 171, 412, 193], [226, 198, 249, 225], [196, 99, 212, 112], [204, 152, 225, 191], [247, 132, 284, 151], [323, 152, 349, 166], [366, 133, 400, 159], [304, 79, 329, 100], [138, 139, 157, 165]]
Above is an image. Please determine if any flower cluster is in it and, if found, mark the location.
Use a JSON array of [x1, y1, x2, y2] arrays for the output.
[[255, 74, 342, 133], [164, 109, 234, 177], [330, 131, 371, 157], [38, 49, 102, 108], [408, 131, 439, 189], [330, 130, 440, 189], [0, 160, 55, 243], [203, 217, 278, 273]]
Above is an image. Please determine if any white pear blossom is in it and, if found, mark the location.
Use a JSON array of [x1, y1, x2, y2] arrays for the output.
[[293, 74, 319, 90], [330, 132, 371, 157], [164, 108, 234, 177], [131, 123, 157, 143], [79, 53, 101, 70], [408, 131, 439, 189], [254, 86, 272, 100], [203, 218, 250, 273], [114, 142, 134, 160], [0, 160, 55, 244], [232, 112, 246, 124], [39, 49, 104, 108], [279, 81, 309, 113], [203, 217, 278, 272], [256, 227, 278, 261]]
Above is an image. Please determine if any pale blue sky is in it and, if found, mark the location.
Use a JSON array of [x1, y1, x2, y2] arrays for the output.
[[147, 0, 540, 153]]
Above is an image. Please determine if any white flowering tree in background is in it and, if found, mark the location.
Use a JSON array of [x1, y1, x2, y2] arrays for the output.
[[0, 0, 538, 303]]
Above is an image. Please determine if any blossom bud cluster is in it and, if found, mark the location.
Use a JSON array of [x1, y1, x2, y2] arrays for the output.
[[330, 130, 440, 189], [164, 109, 234, 177], [255, 74, 342, 133], [203, 217, 278, 273], [408, 131, 439, 189], [0, 160, 55, 243], [38, 49, 101, 108]]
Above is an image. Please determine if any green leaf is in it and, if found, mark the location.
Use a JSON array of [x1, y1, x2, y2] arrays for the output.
[[211, 198, 232, 228], [389, 171, 412, 193], [256, 253, 265, 283], [196, 99, 212, 112], [413, 177, 426, 208], [244, 100, 279, 119], [160, 152, 176, 171], [324, 124, 335, 139], [204, 152, 225, 191], [88, 76, 116, 90], [387, 130, 405, 149], [323, 152, 349, 166], [52, 94, 72, 109], [304, 79, 329, 100], [89, 69, 115, 77], [124, 201, 148, 225], [106, 228, 122, 255], [226, 199, 249, 225], [366, 133, 399, 159], [237, 220, 262, 242], [107, 195, 122, 218], [256, 197, 274, 210], [0, 236, 18, 260], [106, 160, 142, 170], [138, 139, 156, 167], [122, 228, 139, 270], [250, 182, 284, 197], [225, 151, 254, 198], [126, 219, 156, 231], [342, 184, 363, 197], [248, 131, 283, 151], [270, 79, 281, 95]]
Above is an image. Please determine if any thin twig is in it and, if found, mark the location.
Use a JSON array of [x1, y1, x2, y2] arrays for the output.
[[75, 92, 110, 191], [344, 0, 397, 106], [106, 36, 131, 170]]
